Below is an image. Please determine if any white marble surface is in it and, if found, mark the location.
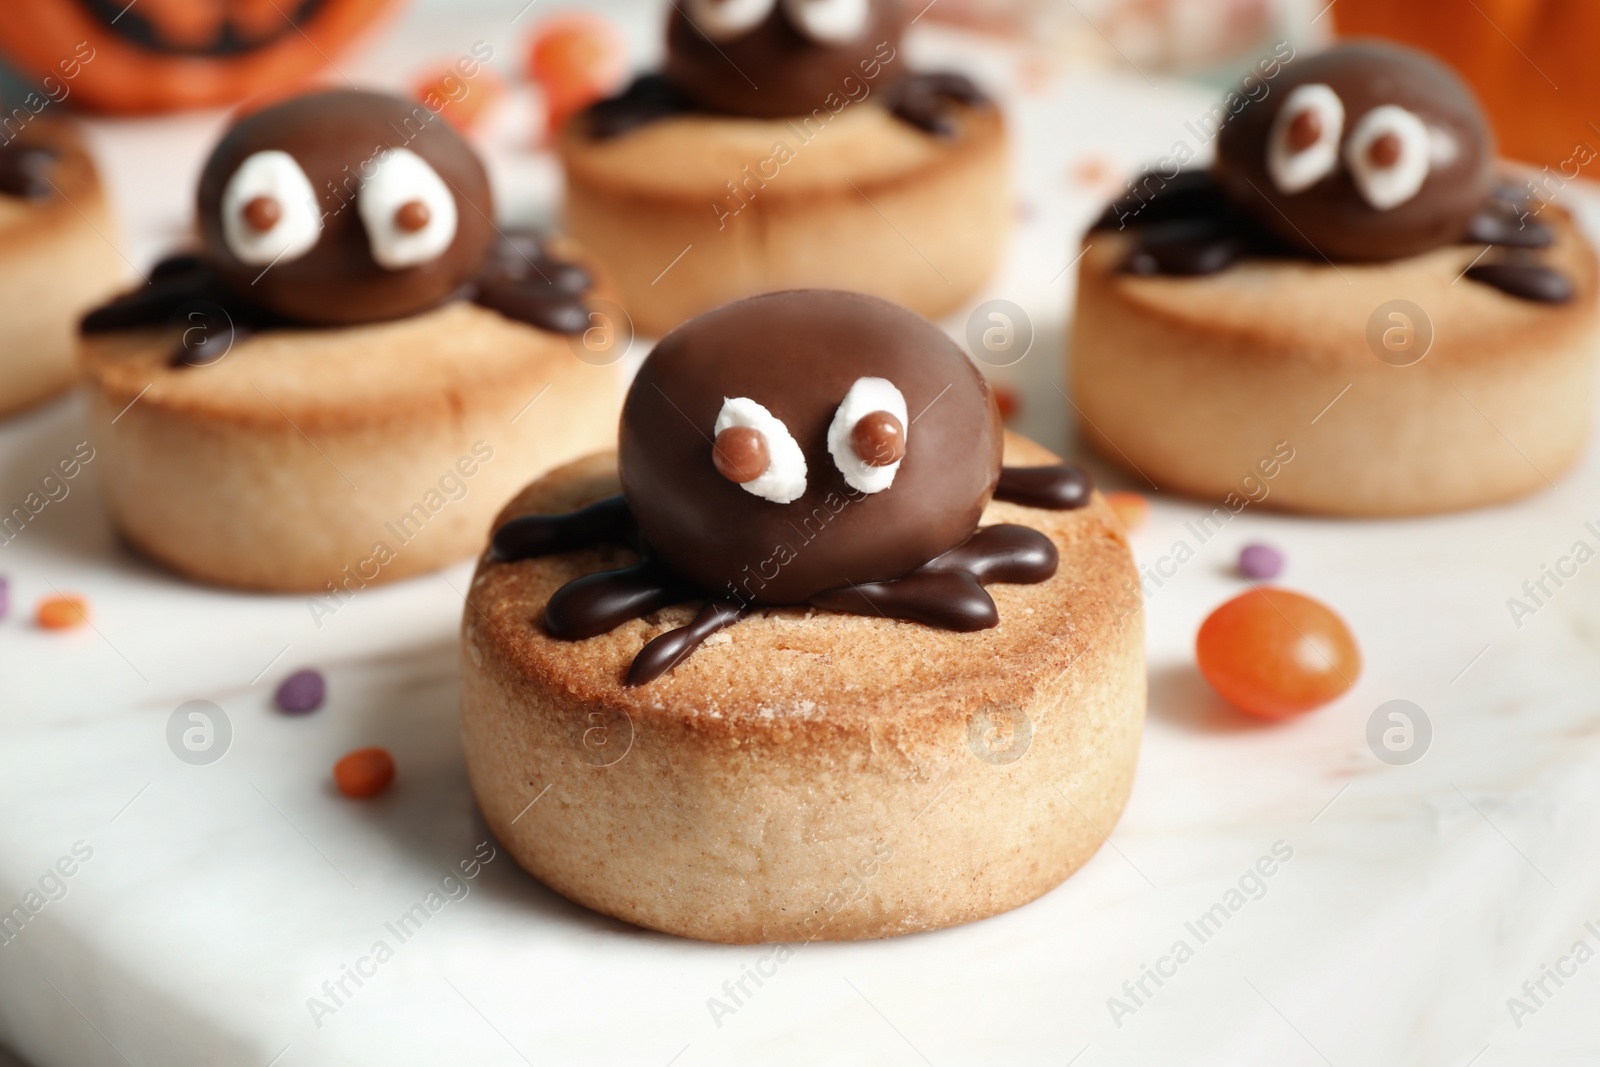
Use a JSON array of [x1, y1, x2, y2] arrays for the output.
[[3, 4, 1600, 1065]]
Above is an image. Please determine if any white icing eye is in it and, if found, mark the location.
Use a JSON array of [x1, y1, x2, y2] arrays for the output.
[[826, 377, 907, 495], [685, 0, 777, 41], [356, 148, 458, 270], [713, 397, 807, 503], [782, 0, 869, 44], [1345, 105, 1431, 211], [1266, 83, 1343, 195], [220, 150, 320, 267]]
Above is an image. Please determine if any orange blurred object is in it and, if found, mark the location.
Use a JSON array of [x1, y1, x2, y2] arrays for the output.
[[414, 63, 507, 132], [36, 595, 89, 630], [992, 383, 1021, 422], [1335, 1, 1600, 170], [334, 747, 395, 798], [0, 0, 397, 114], [528, 13, 627, 129], [1196, 588, 1361, 719], [1105, 491, 1149, 531]]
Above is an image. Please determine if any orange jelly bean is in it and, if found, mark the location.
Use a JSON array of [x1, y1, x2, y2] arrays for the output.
[[992, 383, 1021, 422], [1105, 491, 1149, 531], [528, 14, 626, 128], [37, 595, 89, 630], [334, 747, 395, 799], [1196, 588, 1361, 719]]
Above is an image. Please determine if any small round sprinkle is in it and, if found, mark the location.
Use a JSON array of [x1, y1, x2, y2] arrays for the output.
[[37, 595, 88, 630], [335, 747, 395, 799], [275, 669, 326, 713], [1104, 491, 1149, 531], [1238, 543, 1285, 580]]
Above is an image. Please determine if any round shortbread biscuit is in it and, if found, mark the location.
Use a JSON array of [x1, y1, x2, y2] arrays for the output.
[[460, 433, 1145, 944], [1069, 205, 1599, 516], [80, 298, 620, 592], [560, 100, 1009, 337], [0, 122, 125, 418]]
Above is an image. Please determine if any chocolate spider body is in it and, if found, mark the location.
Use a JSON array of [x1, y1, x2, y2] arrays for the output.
[[582, 0, 990, 140], [80, 90, 594, 362], [1095, 41, 1572, 303], [490, 290, 1094, 686]]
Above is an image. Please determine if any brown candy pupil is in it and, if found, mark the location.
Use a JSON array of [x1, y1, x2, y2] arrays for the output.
[[395, 199, 432, 232], [1286, 108, 1322, 151], [242, 195, 281, 232], [851, 410, 906, 467], [713, 425, 770, 484], [1368, 131, 1403, 168]]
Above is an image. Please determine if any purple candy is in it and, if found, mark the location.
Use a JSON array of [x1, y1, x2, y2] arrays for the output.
[[1238, 543, 1285, 580], [275, 669, 326, 713]]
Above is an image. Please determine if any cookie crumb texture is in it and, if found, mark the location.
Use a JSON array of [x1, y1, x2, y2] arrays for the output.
[[80, 299, 617, 591], [561, 102, 1009, 337], [461, 435, 1145, 943]]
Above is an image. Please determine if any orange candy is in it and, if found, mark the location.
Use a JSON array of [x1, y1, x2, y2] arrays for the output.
[[1196, 588, 1361, 719], [528, 14, 626, 128], [334, 747, 395, 798], [37, 595, 89, 630], [413, 64, 506, 132], [1104, 491, 1149, 531], [992, 383, 1021, 423]]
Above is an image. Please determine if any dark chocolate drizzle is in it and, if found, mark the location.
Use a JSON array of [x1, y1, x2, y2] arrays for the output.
[[995, 464, 1094, 510], [0, 144, 59, 199], [1092, 170, 1572, 303], [581, 69, 990, 142], [882, 72, 988, 137], [489, 465, 1091, 686], [808, 524, 1058, 631], [79, 230, 593, 366]]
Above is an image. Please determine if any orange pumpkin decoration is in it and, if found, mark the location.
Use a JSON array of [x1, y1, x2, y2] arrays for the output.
[[0, 0, 397, 115], [1336, 0, 1600, 171]]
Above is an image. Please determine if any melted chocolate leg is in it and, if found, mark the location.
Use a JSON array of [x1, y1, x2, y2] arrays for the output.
[[886, 71, 990, 137], [1464, 207, 1552, 249], [1465, 262, 1574, 303], [491, 495, 634, 561], [1125, 219, 1246, 276], [545, 559, 696, 640], [626, 599, 746, 686], [809, 525, 1058, 632], [996, 464, 1093, 509], [471, 230, 594, 335]]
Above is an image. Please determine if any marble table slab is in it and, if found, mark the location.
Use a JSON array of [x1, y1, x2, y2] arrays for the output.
[[2, 3, 1598, 1064]]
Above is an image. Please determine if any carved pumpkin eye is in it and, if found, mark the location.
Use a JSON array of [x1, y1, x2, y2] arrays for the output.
[[1345, 105, 1431, 210], [685, 0, 777, 41], [713, 396, 807, 503], [1267, 83, 1344, 195], [220, 150, 321, 266], [782, 0, 870, 44], [827, 377, 908, 495], [357, 148, 458, 270]]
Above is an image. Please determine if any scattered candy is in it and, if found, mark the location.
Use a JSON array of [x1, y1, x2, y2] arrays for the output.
[[275, 669, 326, 714], [993, 383, 1021, 422], [1238, 542, 1285, 580], [528, 14, 627, 129], [1196, 587, 1360, 719], [1105, 491, 1149, 531], [414, 64, 507, 132], [334, 747, 395, 799], [37, 595, 89, 630]]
